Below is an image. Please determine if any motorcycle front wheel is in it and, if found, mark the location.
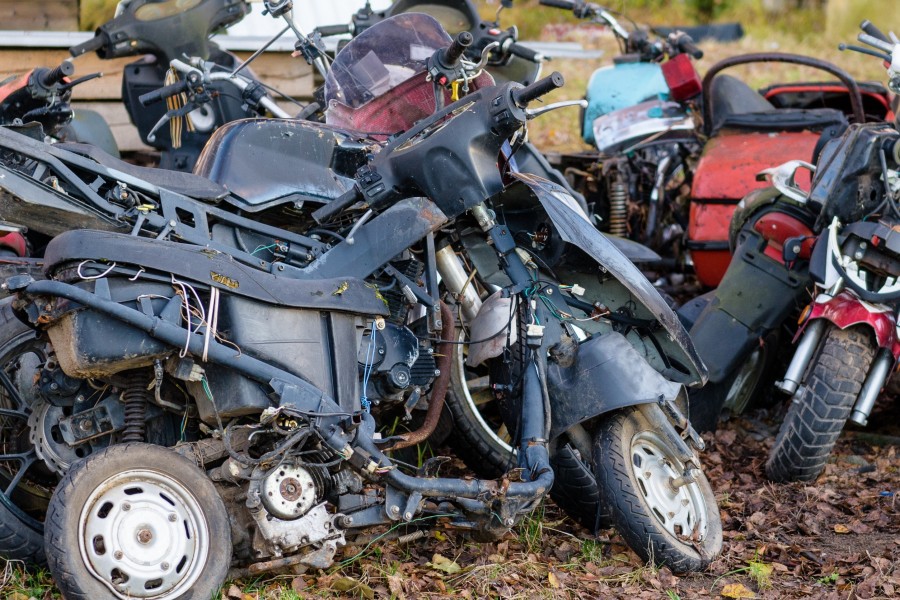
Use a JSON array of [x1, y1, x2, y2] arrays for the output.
[[593, 404, 722, 573], [765, 325, 875, 482], [45, 442, 231, 600]]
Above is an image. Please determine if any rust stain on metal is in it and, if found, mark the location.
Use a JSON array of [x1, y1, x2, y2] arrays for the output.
[[210, 272, 239, 289]]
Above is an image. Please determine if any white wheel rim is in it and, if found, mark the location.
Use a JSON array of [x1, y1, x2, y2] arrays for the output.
[[456, 330, 515, 455], [78, 469, 209, 599], [630, 431, 708, 542]]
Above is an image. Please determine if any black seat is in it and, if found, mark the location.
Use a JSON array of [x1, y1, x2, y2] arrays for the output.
[[53, 142, 229, 202], [709, 75, 847, 134]]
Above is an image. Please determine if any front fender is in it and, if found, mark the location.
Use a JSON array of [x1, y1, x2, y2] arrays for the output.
[[808, 291, 899, 356], [547, 331, 683, 439], [510, 172, 707, 386]]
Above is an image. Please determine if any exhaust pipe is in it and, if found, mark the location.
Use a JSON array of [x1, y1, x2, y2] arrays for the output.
[[776, 319, 826, 395], [435, 245, 482, 322], [850, 348, 894, 426]]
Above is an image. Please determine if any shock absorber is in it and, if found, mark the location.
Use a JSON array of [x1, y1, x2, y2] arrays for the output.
[[121, 372, 151, 443], [606, 174, 628, 237]]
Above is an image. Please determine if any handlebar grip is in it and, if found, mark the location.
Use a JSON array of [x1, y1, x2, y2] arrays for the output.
[[512, 71, 565, 106], [315, 23, 352, 37], [679, 36, 704, 59], [538, 0, 576, 9], [443, 31, 474, 66], [40, 61, 75, 87], [860, 19, 890, 43], [312, 186, 362, 224], [507, 42, 543, 63], [138, 80, 190, 107], [69, 34, 105, 57]]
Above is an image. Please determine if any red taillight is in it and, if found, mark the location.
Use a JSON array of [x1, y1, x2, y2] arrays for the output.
[[661, 54, 702, 102]]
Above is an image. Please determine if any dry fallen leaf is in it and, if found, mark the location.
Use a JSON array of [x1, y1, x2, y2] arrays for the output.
[[548, 570, 561, 589], [834, 524, 850, 534], [428, 553, 462, 575], [721, 582, 756, 598]]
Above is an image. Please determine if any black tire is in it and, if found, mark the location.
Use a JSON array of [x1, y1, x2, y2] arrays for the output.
[[765, 325, 875, 483], [594, 405, 722, 573], [45, 443, 231, 600], [445, 342, 515, 478], [0, 298, 48, 564]]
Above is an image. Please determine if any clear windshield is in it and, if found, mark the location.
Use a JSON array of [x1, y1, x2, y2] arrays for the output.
[[324, 13, 451, 110]]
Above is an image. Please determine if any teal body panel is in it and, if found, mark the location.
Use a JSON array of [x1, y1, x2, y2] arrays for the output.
[[582, 62, 669, 145]]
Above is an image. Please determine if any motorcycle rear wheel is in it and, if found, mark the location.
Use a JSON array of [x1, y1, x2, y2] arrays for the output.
[[593, 405, 722, 573], [45, 442, 231, 600], [0, 298, 50, 564], [765, 325, 874, 482]]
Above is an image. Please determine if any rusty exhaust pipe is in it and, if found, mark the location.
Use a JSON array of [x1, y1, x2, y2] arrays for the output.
[[390, 302, 454, 450]]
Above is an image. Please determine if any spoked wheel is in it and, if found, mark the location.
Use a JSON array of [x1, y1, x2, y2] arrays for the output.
[[0, 299, 52, 563], [45, 442, 231, 600], [594, 405, 722, 573]]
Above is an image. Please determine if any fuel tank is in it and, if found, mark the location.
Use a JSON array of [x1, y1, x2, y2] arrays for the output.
[[582, 62, 669, 145]]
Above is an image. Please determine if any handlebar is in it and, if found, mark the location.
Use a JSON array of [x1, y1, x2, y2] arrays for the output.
[[677, 35, 703, 59], [69, 34, 106, 58], [538, 0, 576, 8], [315, 23, 353, 37], [40, 61, 75, 87], [312, 187, 362, 224], [860, 19, 890, 44], [507, 42, 543, 63], [138, 80, 190, 106], [444, 31, 474, 66], [512, 71, 565, 106]]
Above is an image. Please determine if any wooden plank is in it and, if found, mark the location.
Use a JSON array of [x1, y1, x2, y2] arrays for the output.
[[0, 0, 78, 31], [72, 101, 151, 154], [0, 49, 314, 100]]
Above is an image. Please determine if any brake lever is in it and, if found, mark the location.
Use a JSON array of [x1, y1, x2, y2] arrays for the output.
[[146, 102, 197, 143], [525, 99, 587, 119], [59, 71, 103, 92], [470, 41, 501, 72]]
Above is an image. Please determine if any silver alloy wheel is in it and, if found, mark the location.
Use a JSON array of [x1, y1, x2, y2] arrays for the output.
[[630, 431, 708, 542], [455, 330, 514, 455], [78, 469, 209, 599]]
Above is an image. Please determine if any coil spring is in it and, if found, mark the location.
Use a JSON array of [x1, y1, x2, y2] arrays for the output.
[[121, 373, 150, 443], [607, 178, 628, 237]]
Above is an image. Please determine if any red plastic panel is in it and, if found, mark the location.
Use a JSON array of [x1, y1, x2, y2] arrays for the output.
[[752, 212, 814, 261], [691, 131, 818, 201]]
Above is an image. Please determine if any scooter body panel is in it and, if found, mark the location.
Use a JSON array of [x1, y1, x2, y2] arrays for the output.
[[582, 62, 668, 144]]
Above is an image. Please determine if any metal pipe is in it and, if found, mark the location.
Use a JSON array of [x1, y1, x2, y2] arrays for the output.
[[776, 319, 826, 395], [435, 246, 482, 322], [390, 302, 453, 450], [850, 348, 894, 426]]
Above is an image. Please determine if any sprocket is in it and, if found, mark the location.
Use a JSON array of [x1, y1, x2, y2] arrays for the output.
[[28, 398, 81, 476]]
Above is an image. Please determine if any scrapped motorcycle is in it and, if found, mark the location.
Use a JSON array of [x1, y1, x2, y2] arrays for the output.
[[541, 0, 705, 262], [765, 20, 900, 481], [679, 25, 890, 436], [0, 14, 720, 586], [69, 0, 283, 171]]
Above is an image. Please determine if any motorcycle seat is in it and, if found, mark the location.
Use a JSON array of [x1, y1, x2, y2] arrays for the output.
[[709, 75, 847, 134], [53, 142, 230, 202]]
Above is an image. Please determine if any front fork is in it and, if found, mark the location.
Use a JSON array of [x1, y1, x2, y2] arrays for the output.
[[777, 293, 898, 427]]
